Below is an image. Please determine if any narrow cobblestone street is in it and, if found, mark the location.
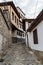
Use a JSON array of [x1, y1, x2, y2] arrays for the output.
[[0, 43, 42, 65]]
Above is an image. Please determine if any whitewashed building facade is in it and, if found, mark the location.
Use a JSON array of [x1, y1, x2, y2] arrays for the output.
[[25, 10, 43, 51]]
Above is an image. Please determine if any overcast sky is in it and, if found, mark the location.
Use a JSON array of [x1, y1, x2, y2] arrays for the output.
[[0, 0, 43, 18]]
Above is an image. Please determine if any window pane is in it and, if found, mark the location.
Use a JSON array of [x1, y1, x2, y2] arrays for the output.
[[12, 12, 14, 20], [15, 16, 16, 23], [17, 19, 18, 25], [33, 29, 38, 44]]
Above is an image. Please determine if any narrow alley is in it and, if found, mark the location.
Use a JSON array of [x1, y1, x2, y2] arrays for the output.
[[0, 0, 43, 65], [0, 43, 42, 65]]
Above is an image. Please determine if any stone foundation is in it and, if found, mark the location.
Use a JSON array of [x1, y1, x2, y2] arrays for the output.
[[33, 50, 43, 63], [0, 38, 12, 61]]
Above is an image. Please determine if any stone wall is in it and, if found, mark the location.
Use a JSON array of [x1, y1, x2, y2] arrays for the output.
[[0, 12, 12, 60]]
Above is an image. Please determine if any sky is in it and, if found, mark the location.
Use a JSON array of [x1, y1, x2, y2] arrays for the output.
[[0, 0, 43, 18]]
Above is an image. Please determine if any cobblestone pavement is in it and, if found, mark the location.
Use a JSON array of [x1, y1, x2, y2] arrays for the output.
[[0, 43, 42, 65]]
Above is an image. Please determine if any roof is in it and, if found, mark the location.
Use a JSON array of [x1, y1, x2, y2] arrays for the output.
[[27, 10, 43, 32], [0, 1, 20, 18], [0, 8, 10, 30], [23, 19, 34, 23], [17, 7, 25, 15]]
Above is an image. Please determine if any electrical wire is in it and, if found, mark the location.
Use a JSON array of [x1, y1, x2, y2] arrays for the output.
[[34, 0, 38, 18]]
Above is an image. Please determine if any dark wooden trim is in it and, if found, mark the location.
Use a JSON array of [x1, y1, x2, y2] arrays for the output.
[[0, 1, 20, 18], [23, 19, 34, 23], [33, 29, 38, 44], [27, 10, 43, 32]]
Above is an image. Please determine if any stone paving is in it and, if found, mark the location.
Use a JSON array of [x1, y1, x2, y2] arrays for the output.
[[0, 43, 42, 65]]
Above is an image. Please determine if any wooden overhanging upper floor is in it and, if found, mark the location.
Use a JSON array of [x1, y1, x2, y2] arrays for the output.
[[0, 8, 24, 33], [0, 1, 20, 18], [27, 10, 43, 32], [0, 1, 25, 32]]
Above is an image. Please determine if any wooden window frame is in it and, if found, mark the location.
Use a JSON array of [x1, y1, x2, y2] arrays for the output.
[[15, 16, 16, 23], [12, 12, 14, 20], [17, 19, 18, 25], [33, 29, 38, 44]]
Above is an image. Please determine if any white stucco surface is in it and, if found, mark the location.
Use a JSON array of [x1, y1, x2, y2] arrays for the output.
[[25, 22, 29, 30], [26, 20, 43, 51]]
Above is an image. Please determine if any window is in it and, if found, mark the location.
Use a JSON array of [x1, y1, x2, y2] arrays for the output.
[[15, 16, 16, 23], [3, 10, 8, 19], [20, 32, 22, 36], [4, 6, 8, 9], [33, 29, 38, 44], [20, 23, 22, 28], [23, 33, 24, 37], [17, 31, 22, 36], [17, 19, 18, 25], [12, 12, 14, 20]]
